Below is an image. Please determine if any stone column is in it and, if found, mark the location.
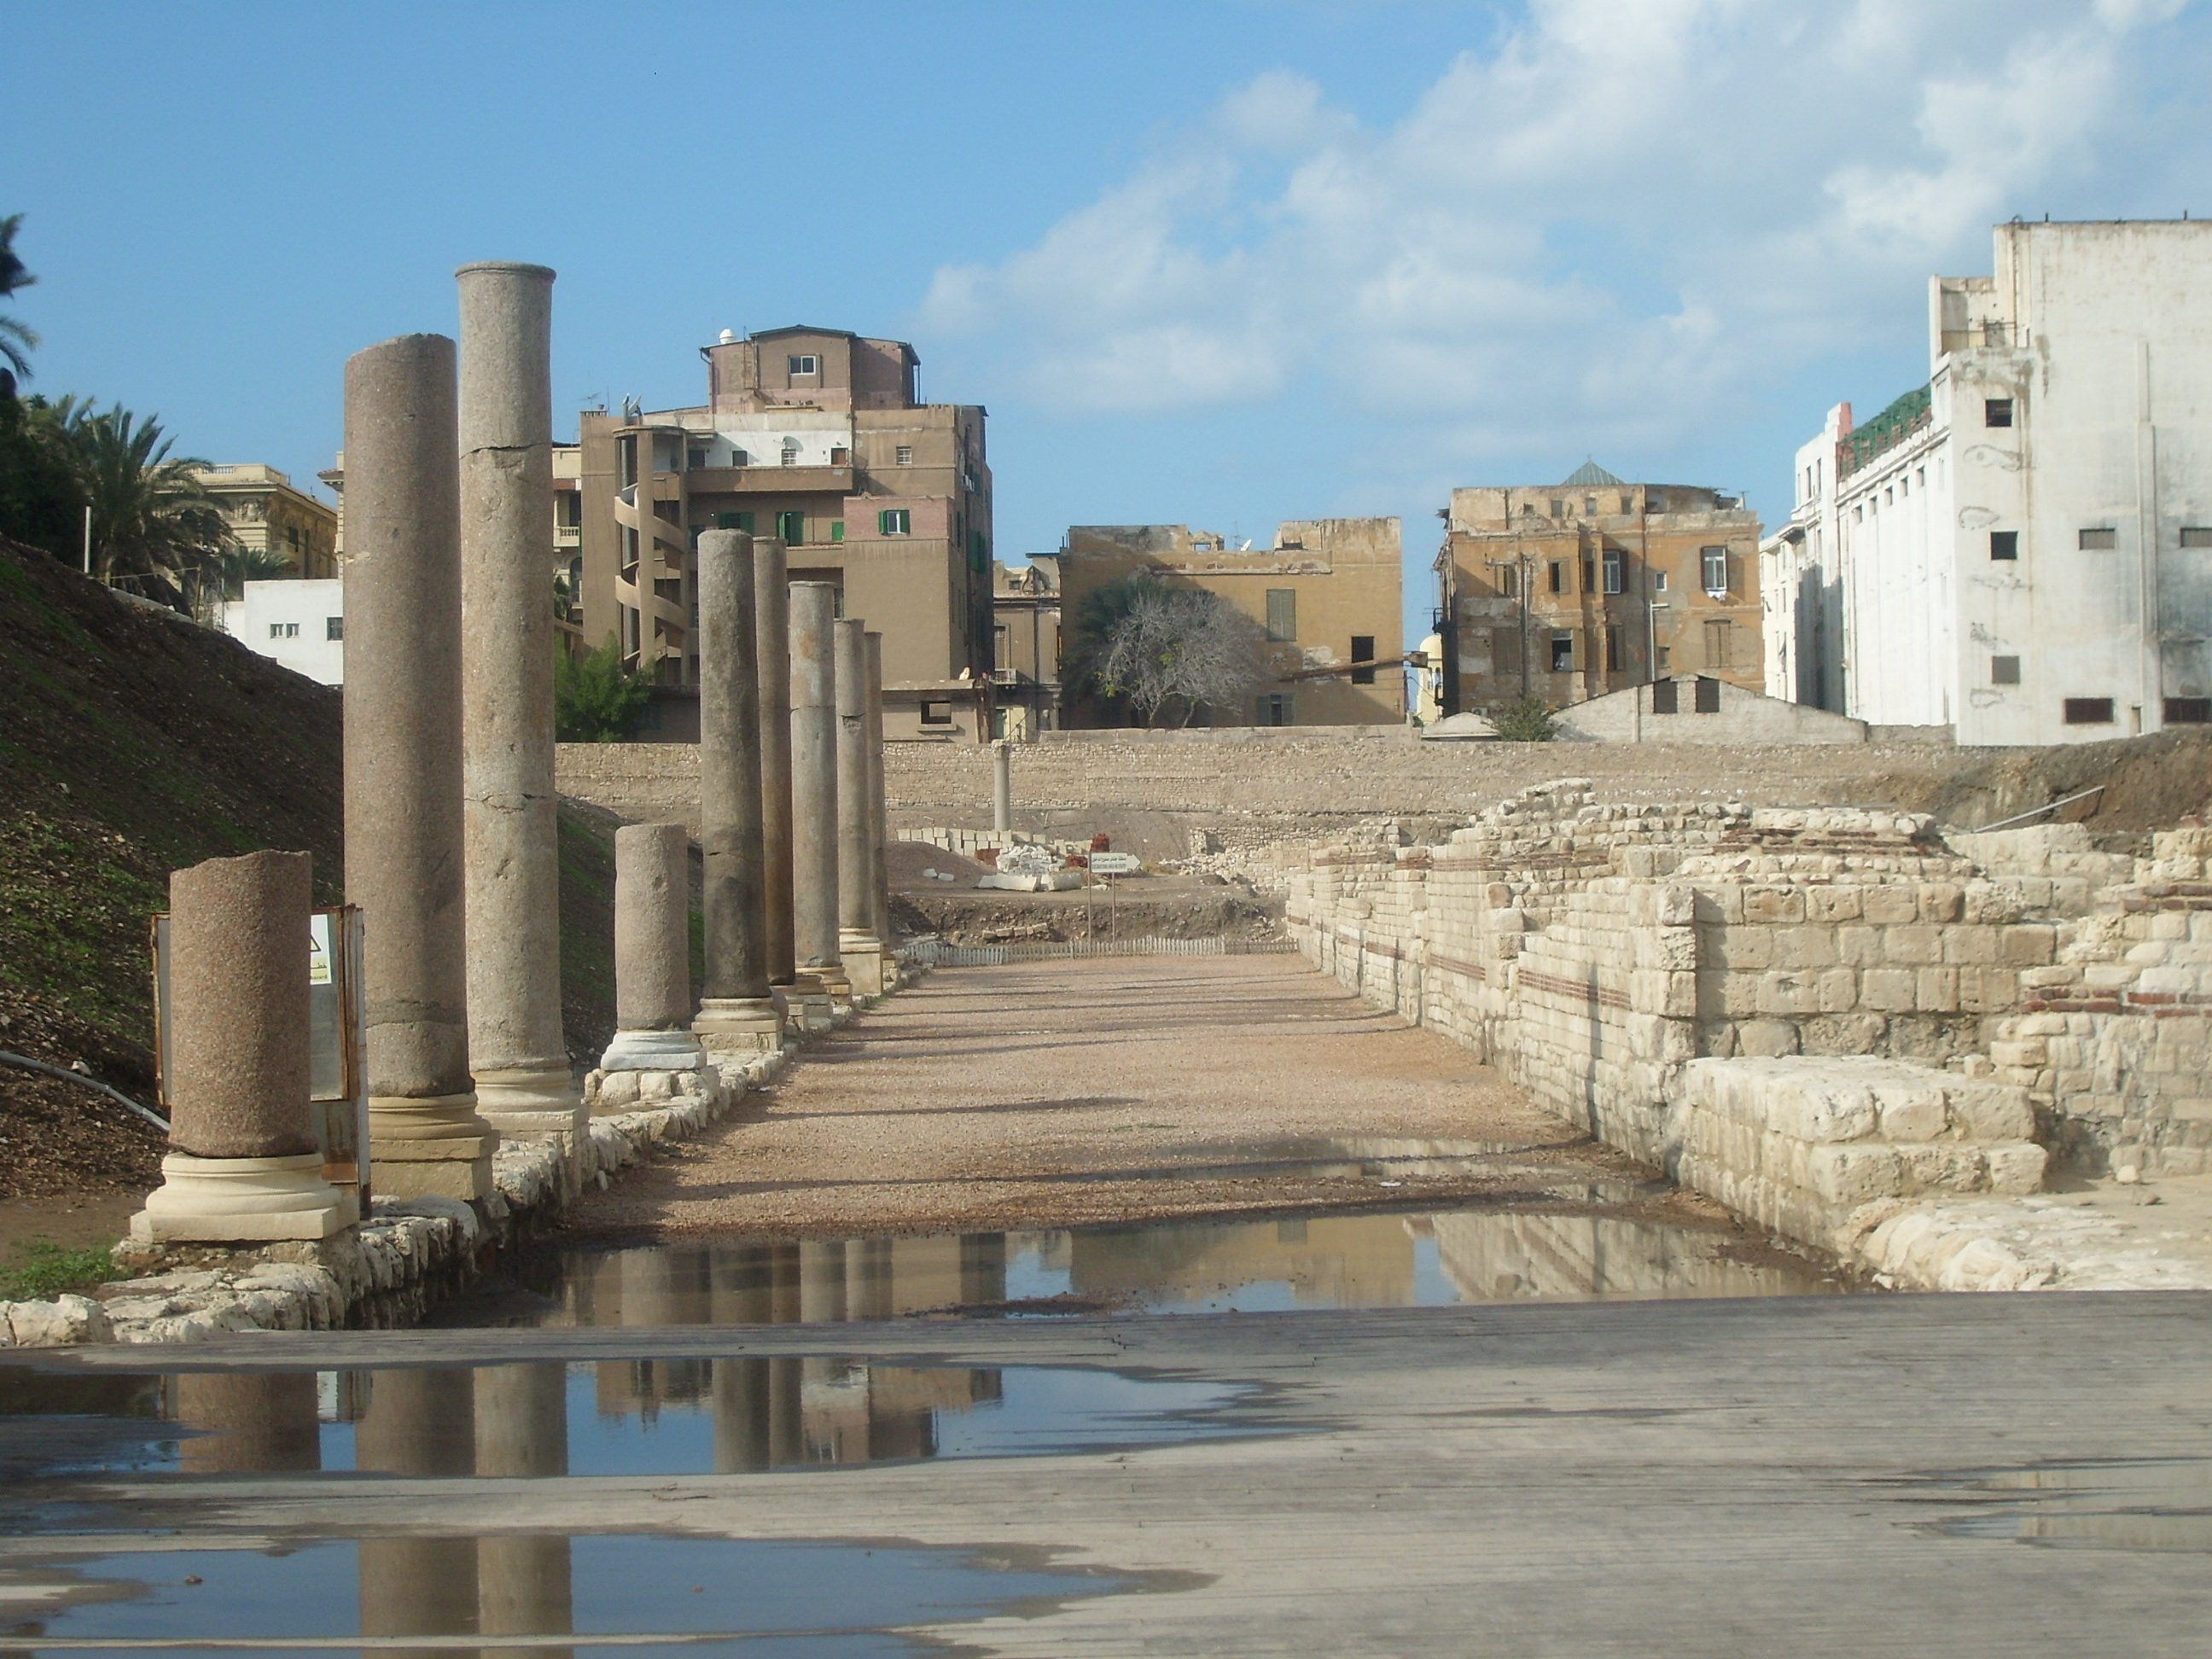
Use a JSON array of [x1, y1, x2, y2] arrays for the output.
[[598, 823, 702, 1076], [132, 851, 356, 1243], [992, 739, 1013, 835], [835, 618, 885, 998], [456, 261, 582, 1155], [692, 529, 784, 1054], [788, 581, 846, 1017], [344, 333, 498, 1201], [754, 539, 796, 993], [864, 632, 894, 981]]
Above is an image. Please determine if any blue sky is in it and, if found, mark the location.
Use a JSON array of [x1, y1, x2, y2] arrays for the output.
[[9, 1, 2209, 643]]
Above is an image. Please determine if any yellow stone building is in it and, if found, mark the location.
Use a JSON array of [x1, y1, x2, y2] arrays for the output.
[[190, 464, 338, 579]]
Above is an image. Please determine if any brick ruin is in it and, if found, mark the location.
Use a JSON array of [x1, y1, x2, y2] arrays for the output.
[[1284, 780, 2212, 1277]]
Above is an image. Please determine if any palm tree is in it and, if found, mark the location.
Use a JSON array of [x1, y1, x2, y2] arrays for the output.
[[0, 213, 38, 385], [57, 401, 232, 583]]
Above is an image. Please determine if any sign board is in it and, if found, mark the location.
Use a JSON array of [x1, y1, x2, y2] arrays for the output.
[[1090, 853, 1144, 876]]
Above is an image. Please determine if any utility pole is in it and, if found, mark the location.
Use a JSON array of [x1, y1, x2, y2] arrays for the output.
[[82, 504, 92, 577]]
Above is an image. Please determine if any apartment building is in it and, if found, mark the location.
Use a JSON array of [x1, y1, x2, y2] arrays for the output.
[[570, 325, 994, 740], [1763, 219, 2212, 745], [191, 463, 338, 579], [1433, 466, 1762, 715], [992, 558, 1062, 739], [1057, 519, 1404, 726]]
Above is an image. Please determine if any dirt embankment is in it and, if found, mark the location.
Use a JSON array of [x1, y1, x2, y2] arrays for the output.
[[0, 538, 624, 1204], [885, 840, 1282, 946]]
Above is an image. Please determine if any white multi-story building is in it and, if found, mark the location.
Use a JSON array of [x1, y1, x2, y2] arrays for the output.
[[221, 578, 344, 685], [1762, 220, 2212, 745]]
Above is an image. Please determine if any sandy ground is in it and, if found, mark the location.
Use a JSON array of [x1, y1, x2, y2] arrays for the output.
[[564, 955, 1777, 1248]]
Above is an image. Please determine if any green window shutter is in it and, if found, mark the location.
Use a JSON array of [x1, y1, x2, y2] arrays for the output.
[[714, 512, 737, 531], [830, 520, 845, 544], [736, 511, 755, 534], [778, 510, 805, 547], [878, 509, 892, 535]]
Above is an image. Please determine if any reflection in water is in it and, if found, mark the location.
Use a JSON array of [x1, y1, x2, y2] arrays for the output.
[[1922, 1458, 2212, 1553]]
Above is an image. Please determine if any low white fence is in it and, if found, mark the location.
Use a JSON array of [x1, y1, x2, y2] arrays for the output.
[[902, 934, 1298, 968]]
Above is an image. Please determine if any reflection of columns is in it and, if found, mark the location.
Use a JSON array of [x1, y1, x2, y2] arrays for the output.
[[693, 529, 783, 1055], [754, 540, 796, 991], [358, 1369, 479, 1645], [474, 1362, 573, 1655], [847, 1237, 894, 1321], [960, 1233, 1009, 1307], [174, 1372, 321, 1473], [457, 262, 581, 1155], [863, 633, 894, 963], [345, 333, 498, 1201], [799, 1239, 848, 1324], [597, 824, 703, 1079], [134, 853, 355, 1242], [992, 740, 1012, 835], [788, 583, 845, 1013], [834, 618, 884, 997], [712, 1358, 771, 1473], [767, 1246, 804, 1466]]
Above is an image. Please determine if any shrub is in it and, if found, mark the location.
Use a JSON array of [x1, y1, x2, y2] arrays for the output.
[[556, 634, 654, 742], [1490, 696, 1558, 742]]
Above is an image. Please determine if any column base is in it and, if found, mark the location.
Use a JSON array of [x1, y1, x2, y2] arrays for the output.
[[600, 1028, 708, 1072], [368, 1091, 499, 1202], [789, 971, 839, 1029], [471, 1063, 586, 1138], [131, 1152, 358, 1243], [694, 996, 785, 1056], [839, 930, 886, 998]]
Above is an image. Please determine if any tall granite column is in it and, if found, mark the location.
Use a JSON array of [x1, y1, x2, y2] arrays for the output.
[[133, 851, 355, 1243], [992, 740, 1013, 835], [692, 529, 783, 1053], [456, 261, 582, 1154], [598, 823, 703, 1076], [346, 333, 498, 1201], [788, 582, 846, 1017], [754, 539, 796, 995], [834, 618, 885, 998], [864, 632, 894, 976]]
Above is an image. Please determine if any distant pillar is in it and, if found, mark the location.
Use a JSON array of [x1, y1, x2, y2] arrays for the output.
[[992, 740, 1013, 835], [344, 332, 498, 1201], [132, 851, 357, 1243], [456, 261, 583, 1155], [864, 632, 894, 971], [598, 823, 703, 1079], [691, 529, 783, 1055], [788, 582, 845, 1016], [754, 539, 796, 992], [835, 618, 885, 998]]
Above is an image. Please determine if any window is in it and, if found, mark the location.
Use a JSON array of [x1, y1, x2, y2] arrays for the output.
[[1701, 545, 1728, 596], [919, 699, 952, 725], [1694, 675, 1721, 713], [1548, 561, 1564, 594], [1491, 626, 1522, 675], [1265, 588, 1296, 642], [1654, 570, 1668, 594], [1984, 398, 2013, 428], [1350, 634, 1377, 684], [1604, 625, 1621, 673], [1497, 564, 1518, 598], [268, 621, 298, 639], [1991, 655, 2021, 686], [326, 616, 343, 642], [285, 525, 300, 550], [1703, 618, 1732, 671], [781, 437, 801, 467], [2064, 697, 2116, 725], [2079, 527, 2117, 550], [1619, 495, 1634, 515], [830, 520, 845, 543], [1989, 530, 2018, 562], [1580, 554, 1594, 592], [2183, 527, 2212, 549], [1549, 632, 1575, 673], [1549, 498, 1563, 517], [731, 447, 752, 466], [2167, 697, 2212, 725], [1650, 678, 1679, 714], [714, 510, 756, 533], [878, 508, 911, 536], [789, 353, 818, 376], [1602, 549, 1624, 594], [1258, 692, 1292, 726], [777, 510, 805, 546], [1585, 496, 1598, 515], [1648, 492, 1665, 512], [1899, 474, 1908, 498], [894, 445, 913, 466], [1656, 644, 1671, 672], [687, 445, 708, 470]]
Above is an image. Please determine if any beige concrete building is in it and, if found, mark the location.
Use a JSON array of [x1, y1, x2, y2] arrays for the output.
[[569, 326, 994, 741], [991, 558, 1062, 739], [191, 464, 338, 579], [1433, 464, 1761, 716], [1057, 519, 1405, 727]]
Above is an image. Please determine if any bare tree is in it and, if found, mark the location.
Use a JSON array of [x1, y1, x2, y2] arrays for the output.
[[1095, 585, 1266, 726]]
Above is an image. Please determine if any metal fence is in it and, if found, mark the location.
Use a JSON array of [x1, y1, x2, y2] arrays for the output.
[[901, 934, 1299, 969]]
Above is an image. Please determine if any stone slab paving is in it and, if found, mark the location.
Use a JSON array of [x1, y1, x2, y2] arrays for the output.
[[18, 1290, 2212, 1655]]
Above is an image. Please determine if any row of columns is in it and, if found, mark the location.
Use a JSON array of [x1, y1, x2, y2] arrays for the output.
[[134, 264, 901, 1243]]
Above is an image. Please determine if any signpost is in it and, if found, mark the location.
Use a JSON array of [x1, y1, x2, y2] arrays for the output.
[[1090, 853, 1143, 876]]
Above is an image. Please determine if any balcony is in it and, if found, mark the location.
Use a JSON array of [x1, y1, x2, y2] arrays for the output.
[[555, 523, 581, 550]]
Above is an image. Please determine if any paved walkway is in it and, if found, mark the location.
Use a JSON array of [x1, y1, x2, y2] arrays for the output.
[[569, 955, 1743, 1242]]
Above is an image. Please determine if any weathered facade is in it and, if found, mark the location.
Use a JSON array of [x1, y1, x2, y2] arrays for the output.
[[1764, 219, 2212, 745], [192, 464, 339, 579], [1435, 465, 1762, 717], [992, 557, 1062, 739], [568, 326, 993, 741], [1057, 519, 1404, 727]]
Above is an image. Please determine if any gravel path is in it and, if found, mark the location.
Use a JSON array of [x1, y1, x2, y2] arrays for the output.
[[564, 955, 1749, 1242]]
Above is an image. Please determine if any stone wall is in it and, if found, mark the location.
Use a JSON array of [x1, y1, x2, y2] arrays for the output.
[[1553, 678, 1871, 745]]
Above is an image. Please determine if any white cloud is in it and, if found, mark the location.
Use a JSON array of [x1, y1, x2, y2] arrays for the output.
[[918, 0, 2202, 477]]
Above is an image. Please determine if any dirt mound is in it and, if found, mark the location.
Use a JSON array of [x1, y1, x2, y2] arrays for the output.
[[0, 537, 620, 1203], [1910, 727, 2212, 841], [887, 839, 993, 890]]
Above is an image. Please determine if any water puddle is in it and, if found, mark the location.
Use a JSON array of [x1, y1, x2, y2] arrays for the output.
[[1912, 1458, 2212, 1553], [450, 1201, 1840, 1331]]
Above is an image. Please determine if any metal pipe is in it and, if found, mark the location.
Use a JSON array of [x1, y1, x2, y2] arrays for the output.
[[1968, 784, 2107, 835], [0, 1049, 170, 1132]]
